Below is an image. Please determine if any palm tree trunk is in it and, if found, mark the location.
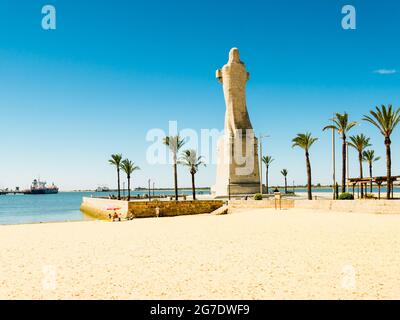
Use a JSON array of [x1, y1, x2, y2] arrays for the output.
[[359, 152, 364, 198], [117, 168, 121, 200], [385, 137, 392, 199], [306, 151, 312, 200], [191, 172, 196, 200], [342, 137, 347, 193], [127, 176, 131, 201], [266, 166, 269, 194], [369, 164, 373, 193], [284, 177, 287, 194], [173, 154, 178, 201]]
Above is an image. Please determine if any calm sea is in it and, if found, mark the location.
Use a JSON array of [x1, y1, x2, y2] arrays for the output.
[[0, 190, 209, 225]]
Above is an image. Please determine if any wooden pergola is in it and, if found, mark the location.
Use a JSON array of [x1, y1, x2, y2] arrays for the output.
[[348, 176, 400, 199]]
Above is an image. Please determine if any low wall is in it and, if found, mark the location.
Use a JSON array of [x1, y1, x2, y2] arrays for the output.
[[82, 197, 400, 218], [229, 199, 295, 210], [128, 200, 224, 218], [228, 199, 400, 214], [80, 197, 224, 220], [295, 199, 400, 214]]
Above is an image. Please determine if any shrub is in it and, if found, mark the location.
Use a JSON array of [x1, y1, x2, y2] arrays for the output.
[[254, 193, 263, 200], [338, 193, 354, 200]]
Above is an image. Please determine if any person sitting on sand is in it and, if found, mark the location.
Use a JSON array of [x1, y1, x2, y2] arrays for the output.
[[112, 212, 121, 222]]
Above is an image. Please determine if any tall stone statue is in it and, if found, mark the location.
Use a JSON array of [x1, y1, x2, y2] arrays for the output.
[[213, 48, 261, 197]]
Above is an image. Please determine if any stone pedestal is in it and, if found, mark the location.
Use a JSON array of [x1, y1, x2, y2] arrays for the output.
[[213, 132, 261, 197]]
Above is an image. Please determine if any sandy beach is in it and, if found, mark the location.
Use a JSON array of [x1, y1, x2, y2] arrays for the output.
[[1, 208, 399, 300]]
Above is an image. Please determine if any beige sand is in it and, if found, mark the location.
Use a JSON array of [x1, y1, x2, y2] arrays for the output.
[[1, 208, 399, 300]]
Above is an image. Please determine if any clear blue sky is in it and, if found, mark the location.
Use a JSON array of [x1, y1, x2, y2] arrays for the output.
[[1, 0, 400, 190]]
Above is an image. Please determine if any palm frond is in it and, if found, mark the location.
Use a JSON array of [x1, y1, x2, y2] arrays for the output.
[[262, 156, 274, 166], [164, 135, 186, 154], [323, 112, 357, 136], [292, 132, 318, 151], [362, 149, 381, 164], [363, 104, 400, 137], [178, 149, 206, 174], [349, 134, 371, 153], [109, 154, 123, 168], [120, 159, 140, 177]]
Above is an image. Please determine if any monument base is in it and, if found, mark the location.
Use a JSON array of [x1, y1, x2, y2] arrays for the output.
[[228, 182, 262, 195], [212, 183, 266, 198], [212, 132, 262, 198]]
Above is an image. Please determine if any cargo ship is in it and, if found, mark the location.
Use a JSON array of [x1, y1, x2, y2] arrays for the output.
[[24, 179, 59, 195]]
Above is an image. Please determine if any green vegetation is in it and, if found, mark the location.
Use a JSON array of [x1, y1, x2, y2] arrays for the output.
[[106, 105, 400, 204], [363, 150, 381, 193], [120, 159, 140, 201], [163, 135, 186, 201], [109, 154, 123, 200], [262, 156, 274, 194], [280, 169, 288, 194], [338, 193, 354, 200], [363, 105, 400, 199], [254, 193, 263, 200], [292, 133, 318, 200], [179, 149, 206, 200], [349, 134, 371, 198], [323, 112, 358, 193]]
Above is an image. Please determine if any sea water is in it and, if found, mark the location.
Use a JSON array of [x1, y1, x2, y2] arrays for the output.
[[0, 190, 209, 225]]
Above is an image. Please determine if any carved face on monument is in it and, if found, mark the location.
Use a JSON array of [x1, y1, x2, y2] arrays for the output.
[[228, 48, 241, 63]]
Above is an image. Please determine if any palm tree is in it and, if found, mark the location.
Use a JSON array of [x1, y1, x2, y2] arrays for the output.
[[163, 135, 186, 201], [120, 159, 140, 201], [363, 150, 381, 193], [323, 112, 358, 193], [349, 134, 371, 198], [292, 133, 318, 200], [109, 154, 123, 200], [179, 149, 206, 200], [281, 169, 288, 194], [262, 156, 274, 194], [363, 105, 400, 199]]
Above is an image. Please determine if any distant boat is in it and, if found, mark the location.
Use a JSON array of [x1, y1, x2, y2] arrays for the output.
[[24, 179, 59, 195], [95, 186, 110, 192]]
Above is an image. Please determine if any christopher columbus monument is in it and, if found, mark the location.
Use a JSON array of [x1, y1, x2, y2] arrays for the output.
[[213, 48, 261, 197]]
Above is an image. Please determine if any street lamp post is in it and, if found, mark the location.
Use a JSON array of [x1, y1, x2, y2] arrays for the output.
[[148, 179, 151, 202], [259, 134, 270, 195], [346, 142, 349, 190], [228, 178, 231, 201], [332, 116, 336, 200]]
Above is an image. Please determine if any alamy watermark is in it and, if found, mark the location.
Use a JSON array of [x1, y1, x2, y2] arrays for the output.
[[340, 264, 357, 290], [38, 5, 357, 32], [42, 265, 57, 291], [342, 5, 356, 30], [146, 121, 257, 176], [41, 5, 56, 30]]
